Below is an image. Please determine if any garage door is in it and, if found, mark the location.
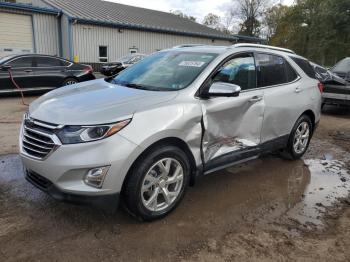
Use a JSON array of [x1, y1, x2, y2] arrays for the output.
[[0, 12, 34, 57]]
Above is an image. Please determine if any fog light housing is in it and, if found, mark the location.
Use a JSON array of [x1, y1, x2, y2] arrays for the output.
[[84, 166, 110, 188]]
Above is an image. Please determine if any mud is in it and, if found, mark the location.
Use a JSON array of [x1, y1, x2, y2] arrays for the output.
[[0, 99, 350, 261]]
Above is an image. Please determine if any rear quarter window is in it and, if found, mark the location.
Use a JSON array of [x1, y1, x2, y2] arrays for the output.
[[285, 60, 299, 82], [290, 57, 316, 79]]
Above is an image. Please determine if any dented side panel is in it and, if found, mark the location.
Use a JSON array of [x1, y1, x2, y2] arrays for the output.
[[200, 90, 265, 163]]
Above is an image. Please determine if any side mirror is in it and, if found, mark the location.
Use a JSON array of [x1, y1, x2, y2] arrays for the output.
[[207, 82, 241, 97], [0, 65, 12, 71]]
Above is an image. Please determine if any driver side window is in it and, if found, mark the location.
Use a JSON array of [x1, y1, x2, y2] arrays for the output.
[[213, 54, 256, 91]]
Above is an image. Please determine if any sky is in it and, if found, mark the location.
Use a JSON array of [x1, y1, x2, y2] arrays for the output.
[[106, 0, 295, 22]]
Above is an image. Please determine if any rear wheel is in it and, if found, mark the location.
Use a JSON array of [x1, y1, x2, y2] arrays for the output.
[[283, 115, 313, 160], [62, 78, 78, 86], [123, 145, 190, 221]]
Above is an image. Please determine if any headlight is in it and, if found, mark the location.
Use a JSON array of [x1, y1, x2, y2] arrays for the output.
[[56, 119, 131, 144]]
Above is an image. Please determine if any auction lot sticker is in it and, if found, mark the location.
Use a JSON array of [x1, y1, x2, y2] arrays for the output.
[[179, 61, 205, 67]]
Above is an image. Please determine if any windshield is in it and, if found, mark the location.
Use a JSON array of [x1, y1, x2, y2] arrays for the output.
[[119, 55, 134, 63], [111, 51, 218, 91], [0, 54, 15, 64], [332, 58, 350, 72]]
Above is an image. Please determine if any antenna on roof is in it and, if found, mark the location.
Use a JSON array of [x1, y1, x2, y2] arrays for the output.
[[232, 43, 295, 54]]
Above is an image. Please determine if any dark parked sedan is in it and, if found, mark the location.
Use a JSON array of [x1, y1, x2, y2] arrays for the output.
[[100, 53, 146, 76], [331, 57, 350, 83], [0, 54, 95, 94]]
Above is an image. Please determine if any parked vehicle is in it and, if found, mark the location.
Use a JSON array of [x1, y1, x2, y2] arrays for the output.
[[100, 53, 146, 76], [330, 57, 350, 83], [309, 62, 350, 108], [311, 62, 347, 86], [20, 44, 322, 221], [0, 54, 95, 94], [322, 82, 350, 108]]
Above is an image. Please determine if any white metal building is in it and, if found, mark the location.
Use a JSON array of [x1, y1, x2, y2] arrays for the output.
[[0, 0, 264, 66]]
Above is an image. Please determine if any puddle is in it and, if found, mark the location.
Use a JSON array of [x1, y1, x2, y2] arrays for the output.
[[1, 153, 350, 261], [286, 159, 350, 228]]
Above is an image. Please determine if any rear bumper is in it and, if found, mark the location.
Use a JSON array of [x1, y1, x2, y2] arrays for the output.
[[323, 97, 350, 106], [78, 73, 96, 82], [25, 170, 119, 213]]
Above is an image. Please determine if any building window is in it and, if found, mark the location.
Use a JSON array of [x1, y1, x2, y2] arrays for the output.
[[129, 48, 138, 54], [99, 46, 108, 62]]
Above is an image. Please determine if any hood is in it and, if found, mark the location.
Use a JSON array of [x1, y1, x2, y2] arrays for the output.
[[29, 79, 178, 125]]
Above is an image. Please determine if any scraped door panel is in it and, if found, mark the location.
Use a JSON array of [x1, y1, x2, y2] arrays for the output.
[[201, 90, 265, 162]]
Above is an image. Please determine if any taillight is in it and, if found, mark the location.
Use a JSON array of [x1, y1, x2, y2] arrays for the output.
[[85, 65, 93, 74], [318, 82, 324, 93]]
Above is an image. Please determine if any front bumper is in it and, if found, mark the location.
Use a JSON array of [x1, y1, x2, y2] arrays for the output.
[[20, 129, 143, 210], [26, 169, 119, 212]]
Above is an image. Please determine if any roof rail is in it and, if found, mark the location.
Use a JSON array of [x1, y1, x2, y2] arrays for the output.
[[232, 43, 295, 54], [173, 44, 206, 48]]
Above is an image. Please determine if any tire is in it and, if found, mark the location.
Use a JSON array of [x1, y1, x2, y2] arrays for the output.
[[123, 145, 190, 221], [62, 78, 78, 86], [282, 115, 313, 160]]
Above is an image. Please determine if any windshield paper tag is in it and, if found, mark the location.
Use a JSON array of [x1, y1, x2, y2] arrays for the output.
[[179, 61, 205, 67]]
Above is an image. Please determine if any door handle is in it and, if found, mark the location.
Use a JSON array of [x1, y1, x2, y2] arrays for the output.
[[295, 87, 301, 93], [249, 96, 263, 103], [24, 69, 32, 73]]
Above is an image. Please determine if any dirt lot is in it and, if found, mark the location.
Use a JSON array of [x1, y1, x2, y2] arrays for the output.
[[1, 96, 350, 261]]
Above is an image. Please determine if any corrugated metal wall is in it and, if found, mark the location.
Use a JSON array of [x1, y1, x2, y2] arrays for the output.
[[32, 13, 60, 55], [72, 24, 232, 63]]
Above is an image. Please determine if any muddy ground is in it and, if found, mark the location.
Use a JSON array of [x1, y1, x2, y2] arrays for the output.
[[1, 96, 350, 261]]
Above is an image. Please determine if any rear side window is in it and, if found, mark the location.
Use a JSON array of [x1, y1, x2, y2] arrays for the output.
[[290, 57, 316, 79], [7, 57, 33, 68], [36, 57, 62, 67], [255, 53, 287, 87]]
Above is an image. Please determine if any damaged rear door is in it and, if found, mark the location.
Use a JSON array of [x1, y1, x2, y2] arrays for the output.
[[200, 52, 265, 171]]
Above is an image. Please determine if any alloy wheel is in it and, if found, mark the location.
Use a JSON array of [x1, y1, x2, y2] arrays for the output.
[[65, 80, 77, 86], [293, 121, 310, 154], [141, 158, 184, 212]]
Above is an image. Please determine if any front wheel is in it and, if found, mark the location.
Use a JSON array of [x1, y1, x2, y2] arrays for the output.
[[283, 115, 313, 160], [123, 145, 190, 221]]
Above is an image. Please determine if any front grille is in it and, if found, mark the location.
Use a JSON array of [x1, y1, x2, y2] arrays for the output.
[[26, 170, 52, 190], [21, 117, 61, 160]]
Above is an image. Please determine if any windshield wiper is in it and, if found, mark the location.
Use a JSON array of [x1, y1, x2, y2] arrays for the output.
[[125, 83, 155, 90], [125, 83, 144, 88], [112, 80, 166, 91]]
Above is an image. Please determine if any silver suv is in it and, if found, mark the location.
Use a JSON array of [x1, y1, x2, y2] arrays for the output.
[[20, 44, 322, 221]]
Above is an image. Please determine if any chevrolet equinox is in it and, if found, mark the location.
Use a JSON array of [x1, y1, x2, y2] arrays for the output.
[[20, 44, 322, 221]]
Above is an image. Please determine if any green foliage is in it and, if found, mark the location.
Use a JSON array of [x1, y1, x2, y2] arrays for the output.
[[269, 0, 350, 66]]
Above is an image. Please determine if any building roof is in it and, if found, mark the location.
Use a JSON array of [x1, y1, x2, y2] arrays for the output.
[[0, 1, 60, 15], [43, 0, 238, 40]]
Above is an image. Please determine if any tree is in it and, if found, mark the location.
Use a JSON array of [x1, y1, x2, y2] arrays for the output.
[[231, 0, 273, 37], [202, 13, 221, 30], [263, 4, 289, 40], [270, 0, 350, 65], [170, 10, 197, 22]]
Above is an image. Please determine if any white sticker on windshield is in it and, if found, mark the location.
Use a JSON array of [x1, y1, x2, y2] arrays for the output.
[[179, 61, 205, 67]]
